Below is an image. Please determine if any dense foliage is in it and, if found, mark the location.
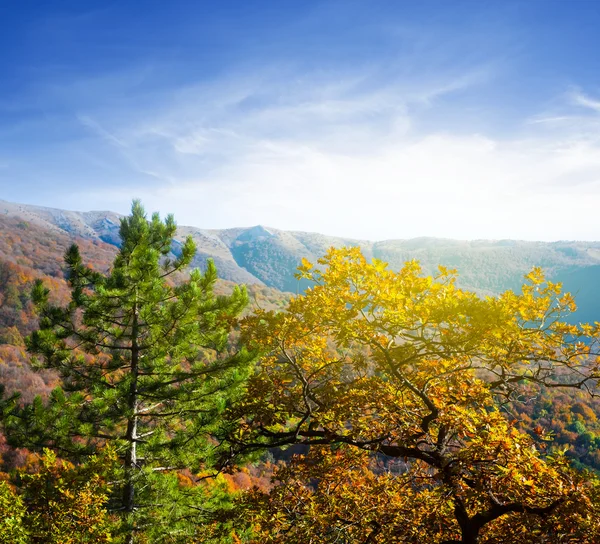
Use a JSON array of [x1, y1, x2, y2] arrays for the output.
[[226, 247, 600, 543], [0, 448, 116, 543]]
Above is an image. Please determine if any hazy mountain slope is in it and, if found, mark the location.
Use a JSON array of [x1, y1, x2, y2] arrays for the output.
[[371, 238, 600, 296], [3, 199, 600, 311], [0, 199, 122, 243], [553, 265, 600, 325]]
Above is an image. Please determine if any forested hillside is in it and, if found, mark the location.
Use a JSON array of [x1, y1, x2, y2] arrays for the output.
[[2, 200, 600, 476], [1, 201, 600, 543], [4, 199, 600, 313]]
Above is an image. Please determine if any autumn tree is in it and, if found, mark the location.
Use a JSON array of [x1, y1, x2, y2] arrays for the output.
[[0, 479, 28, 544], [0, 448, 116, 544], [1, 201, 255, 543], [227, 247, 600, 543]]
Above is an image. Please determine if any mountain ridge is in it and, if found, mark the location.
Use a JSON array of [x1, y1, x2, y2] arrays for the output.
[[3, 198, 600, 301]]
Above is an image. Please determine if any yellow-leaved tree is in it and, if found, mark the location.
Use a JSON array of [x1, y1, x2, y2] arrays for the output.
[[0, 448, 117, 543], [224, 247, 600, 544]]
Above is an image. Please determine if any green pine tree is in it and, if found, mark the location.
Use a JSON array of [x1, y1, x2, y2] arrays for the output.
[[2, 201, 255, 543]]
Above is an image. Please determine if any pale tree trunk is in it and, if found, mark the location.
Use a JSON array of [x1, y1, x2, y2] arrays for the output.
[[123, 299, 140, 544]]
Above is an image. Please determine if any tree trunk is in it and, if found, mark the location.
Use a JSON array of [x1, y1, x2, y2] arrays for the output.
[[455, 500, 480, 544], [123, 300, 140, 544]]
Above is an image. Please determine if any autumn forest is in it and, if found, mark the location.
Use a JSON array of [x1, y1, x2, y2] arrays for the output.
[[0, 201, 599, 543]]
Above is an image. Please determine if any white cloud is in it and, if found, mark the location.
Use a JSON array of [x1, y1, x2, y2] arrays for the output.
[[64, 68, 600, 242], [570, 89, 600, 113]]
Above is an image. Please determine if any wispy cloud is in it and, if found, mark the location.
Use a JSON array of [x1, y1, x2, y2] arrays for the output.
[[59, 63, 600, 242], [4, 1, 600, 241], [77, 115, 128, 148], [74, 64, 488, 182], [570, 89, 600, 113]]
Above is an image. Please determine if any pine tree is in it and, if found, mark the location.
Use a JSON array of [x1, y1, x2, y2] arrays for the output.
[[2, 201, 255, 542]]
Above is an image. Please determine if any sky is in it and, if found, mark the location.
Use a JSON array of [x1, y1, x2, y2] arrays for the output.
[[2, 0, 600, 241]]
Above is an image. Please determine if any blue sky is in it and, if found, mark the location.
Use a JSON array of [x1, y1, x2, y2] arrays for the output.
[[2, 1, 600, 240]]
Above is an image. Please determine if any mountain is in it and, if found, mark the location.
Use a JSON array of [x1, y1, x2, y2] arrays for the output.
[[3, 198, 600, 314]]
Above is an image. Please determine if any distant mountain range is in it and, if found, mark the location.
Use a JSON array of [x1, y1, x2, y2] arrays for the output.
[[2, 198, 600, 322]]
